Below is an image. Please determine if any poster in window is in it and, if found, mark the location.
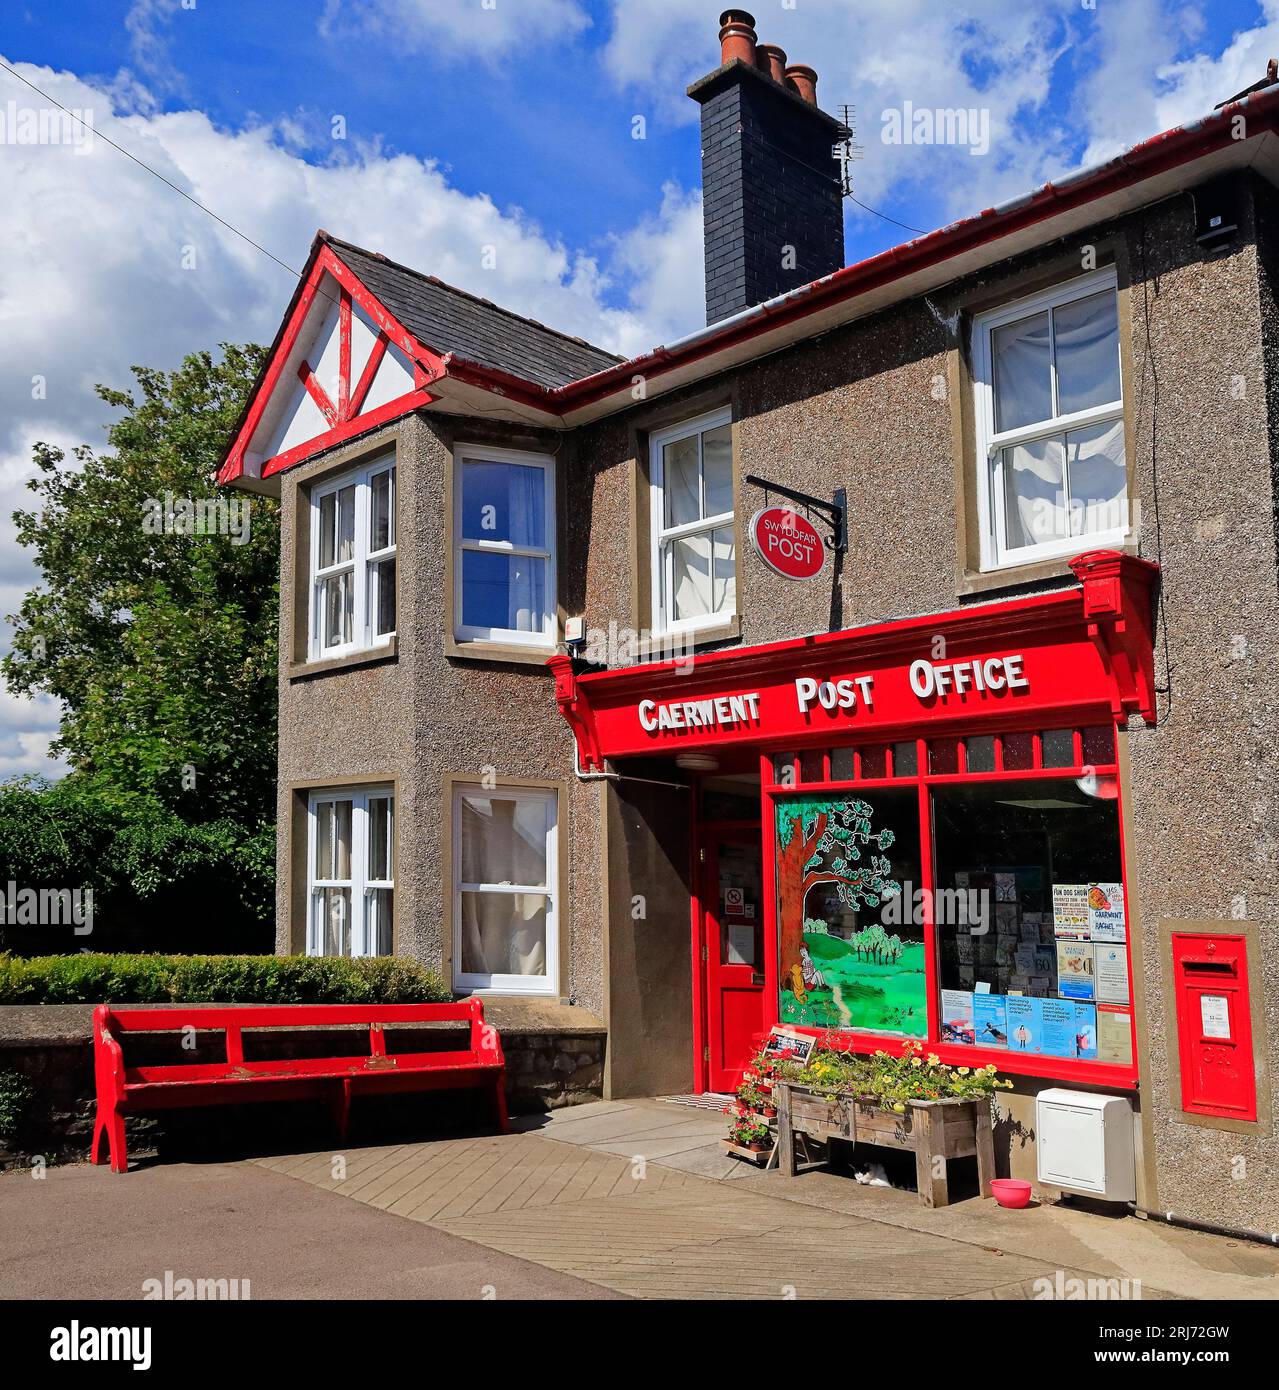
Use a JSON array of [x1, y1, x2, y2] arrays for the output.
[[1041, 997, 1079, 1057], [1073, 1002, 1098, 1059], [941, 989, 975, 1045], [1052, 883, 1090, 939], [1087, 882, 1126, 941], [1094, 942, 1130, 1005], [775, 793, 925, 1037], [1056, 940, 1096, 1000], [974, 993, 1008, 1047], [1006, 995, 1041, 1053], [1097, 1005, 1134, 1065]]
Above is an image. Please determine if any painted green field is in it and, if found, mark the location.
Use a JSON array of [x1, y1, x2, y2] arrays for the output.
[[781, 933, 927, 1038]]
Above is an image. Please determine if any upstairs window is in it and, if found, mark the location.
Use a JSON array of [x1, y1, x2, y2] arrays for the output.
[[453, 444, 557, 647], [310, 455, 396, 659], [973, 271, 1128, 569], [649, 407, 736, 634]]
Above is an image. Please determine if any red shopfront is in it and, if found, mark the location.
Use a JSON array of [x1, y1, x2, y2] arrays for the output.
[[551, 551, 1159, 1096]]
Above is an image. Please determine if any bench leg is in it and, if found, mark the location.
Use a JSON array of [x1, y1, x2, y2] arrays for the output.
[[493, 1076, 511, 1134], [93, 1105, 128, 1173], [330, 1080, 351, 1145], [777, 1090, 798, 1176]]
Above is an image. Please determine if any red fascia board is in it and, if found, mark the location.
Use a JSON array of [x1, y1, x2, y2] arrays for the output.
[[533, 89, 1279, 415], [260, 387, 435, 479], [219, 242, 445, 484]]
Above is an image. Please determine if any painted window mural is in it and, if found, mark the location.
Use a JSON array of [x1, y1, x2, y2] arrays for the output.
[[775, 790, 925, 1037]]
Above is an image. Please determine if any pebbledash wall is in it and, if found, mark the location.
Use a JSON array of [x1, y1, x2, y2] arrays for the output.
[[273, 176, 1279, 1227]]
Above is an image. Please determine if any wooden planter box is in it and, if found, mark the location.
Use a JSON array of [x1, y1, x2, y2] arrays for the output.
[[775, 1081, 995, 1208]]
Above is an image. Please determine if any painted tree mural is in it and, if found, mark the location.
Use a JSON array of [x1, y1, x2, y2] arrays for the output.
[[775, 796, 901, 997]]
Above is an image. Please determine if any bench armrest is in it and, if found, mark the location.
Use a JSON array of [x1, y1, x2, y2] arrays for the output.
[[92, 1004, 126, 1105], [467, 997, 506, 1067]]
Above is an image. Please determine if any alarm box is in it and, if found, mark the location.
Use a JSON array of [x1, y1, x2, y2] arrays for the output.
[[1170, 931, 1257, 1123]]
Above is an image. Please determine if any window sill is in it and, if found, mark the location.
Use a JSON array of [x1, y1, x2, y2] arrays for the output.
[[957, 541, 1139, 598], [652, 615, 742, 650], [289, 638, 398, 681], [446, 634, 558, 667]]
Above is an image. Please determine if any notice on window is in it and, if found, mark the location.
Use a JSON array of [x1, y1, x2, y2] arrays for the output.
[[941, 989, 975, 1045], [974, 993, 1008, 1048], [1040, 997, 1078, 1058], [1056, 941, 1095, 1000], [1052, 884, 1090, 939], [1094, 942, 1130, 1005], [1006, 996, 1041, 1053], [1088, 882, 1126, 942], [1200, 993, 1232, 1040], [727, 923, 755, 966], [1073, 1002, 1098, 1059], [1097, 1005, 1133, 1065]]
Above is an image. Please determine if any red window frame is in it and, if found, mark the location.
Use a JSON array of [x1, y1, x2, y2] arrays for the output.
[[758, 717, 1138, 1089]]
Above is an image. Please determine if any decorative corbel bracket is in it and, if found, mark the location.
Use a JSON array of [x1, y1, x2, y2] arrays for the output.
[[1069, 549, 1161, 726], [546, 654, 604, 772]]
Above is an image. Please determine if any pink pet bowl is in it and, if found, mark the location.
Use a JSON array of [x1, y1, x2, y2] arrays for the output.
[[990, 1179, 1032, 1209]]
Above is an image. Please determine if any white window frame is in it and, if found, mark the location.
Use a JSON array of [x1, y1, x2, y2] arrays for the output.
[[305, 787, 394, 958], [308, 454, 397, 660], [452, 784, 559, 997], [453, 443, 557, 648], [649, 406, 736, 636], [972, 268, 1128, 571]]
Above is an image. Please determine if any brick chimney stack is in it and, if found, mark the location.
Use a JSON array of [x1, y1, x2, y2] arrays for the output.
[[690, 10, 845, 325]]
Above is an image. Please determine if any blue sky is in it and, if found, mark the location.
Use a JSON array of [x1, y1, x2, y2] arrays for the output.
[[0, 0, 1273, 777]]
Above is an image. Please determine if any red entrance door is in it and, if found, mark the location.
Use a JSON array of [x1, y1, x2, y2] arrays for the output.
[[702, 833, 766, 1093]]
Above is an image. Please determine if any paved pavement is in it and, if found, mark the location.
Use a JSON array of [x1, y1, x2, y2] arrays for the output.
[[4, 1097, 1277, 1300]]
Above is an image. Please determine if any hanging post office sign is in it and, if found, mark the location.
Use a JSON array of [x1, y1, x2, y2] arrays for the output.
[[749, 506, 826, 580]]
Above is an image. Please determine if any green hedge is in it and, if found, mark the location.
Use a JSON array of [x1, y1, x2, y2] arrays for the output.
[[0, 953, 449, 1006]]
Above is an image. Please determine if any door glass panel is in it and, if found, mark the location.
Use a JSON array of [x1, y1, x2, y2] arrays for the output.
[[718, 842, 762, 967]]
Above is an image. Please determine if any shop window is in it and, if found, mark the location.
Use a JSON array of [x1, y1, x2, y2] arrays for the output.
[[800, 749, 826, 783], [860, 744, 888, 779], [929, 738, 960, 775], [829, 748, 856, 781], [1082, 724, 1116, 765], [972, 269, 1128, 570], [649, 408, 736, 635], [771, 751, 797, 787], [310, 455, 396, 659], [1041, 728, 1075, 767], [933, 779, 1130, 1066], [453, 444, 556, 648], [1001, 730, 1035, 771], [307, 788, 394, 957], [892, 741, 918, 777], [453, 784, 559, 996], [776, 788, 924, 1038]]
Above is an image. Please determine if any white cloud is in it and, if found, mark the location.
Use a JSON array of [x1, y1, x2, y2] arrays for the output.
[[0, 54, 698, 777], [319, 0, 591, 59]]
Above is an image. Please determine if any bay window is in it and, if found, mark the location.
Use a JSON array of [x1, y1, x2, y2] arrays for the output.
[[973, 270, 1128, 569], [453, 784, 559, 995], [453, 444, 556, 647], [310, 455, 396, 659], [307, 787, 394, 957], [650, 408, 736, 634]]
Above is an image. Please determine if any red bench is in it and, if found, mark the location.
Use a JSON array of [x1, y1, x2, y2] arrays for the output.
[[91, 998, 509, 1173]]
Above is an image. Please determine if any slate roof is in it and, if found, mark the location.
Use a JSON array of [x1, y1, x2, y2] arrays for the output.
[[324, 234, 623, 390]]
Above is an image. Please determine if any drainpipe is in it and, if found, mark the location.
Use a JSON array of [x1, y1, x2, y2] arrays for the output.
[[1128, 1203, 1279, 1248]]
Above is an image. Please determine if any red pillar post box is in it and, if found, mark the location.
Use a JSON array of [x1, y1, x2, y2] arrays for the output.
[[1170, 932, 1257, 1123]]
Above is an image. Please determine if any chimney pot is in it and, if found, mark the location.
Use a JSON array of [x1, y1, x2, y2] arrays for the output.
[[785, 64, 818, 105], [756, 43, 788, 85], [718, 10, 758, 67]]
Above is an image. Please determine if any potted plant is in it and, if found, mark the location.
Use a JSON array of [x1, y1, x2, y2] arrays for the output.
[[723, 1105, 772, 1154]]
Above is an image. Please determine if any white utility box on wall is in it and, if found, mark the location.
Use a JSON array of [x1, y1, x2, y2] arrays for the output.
[[1036, 1089, 1136, 1202]]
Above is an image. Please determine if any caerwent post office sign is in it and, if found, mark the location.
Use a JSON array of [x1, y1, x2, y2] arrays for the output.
[[749, 506, 827, 580]]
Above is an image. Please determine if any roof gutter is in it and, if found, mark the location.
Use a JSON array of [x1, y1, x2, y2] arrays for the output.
[[525, 81, 1279, 416]]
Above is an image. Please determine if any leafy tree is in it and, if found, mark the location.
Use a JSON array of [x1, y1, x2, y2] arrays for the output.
[[776, 797, 900, 995], [3, 344, 276, 823]]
